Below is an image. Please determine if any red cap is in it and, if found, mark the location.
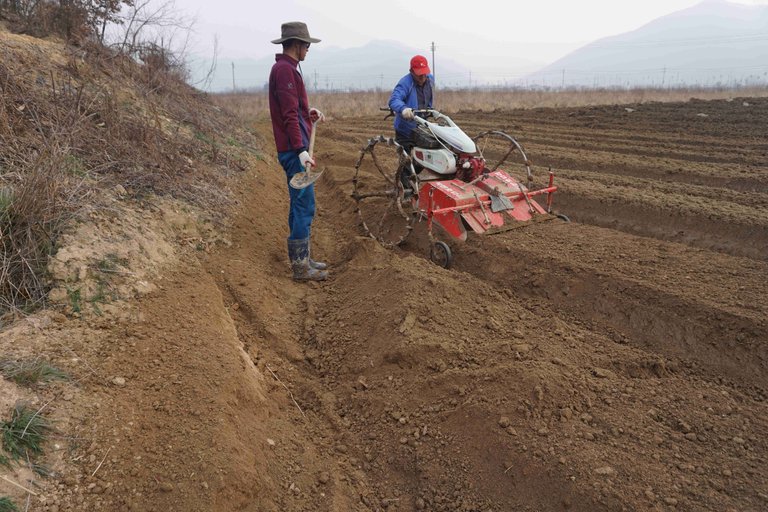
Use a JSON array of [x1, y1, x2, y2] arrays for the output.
[[410, 55, 430, 76]]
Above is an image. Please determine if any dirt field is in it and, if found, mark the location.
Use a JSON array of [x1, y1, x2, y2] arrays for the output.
[[286, 98, 768, 511], [2, 94, 767, 512]]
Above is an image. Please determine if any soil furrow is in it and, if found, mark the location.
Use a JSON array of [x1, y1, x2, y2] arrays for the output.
[[446, 226, 767, 393]]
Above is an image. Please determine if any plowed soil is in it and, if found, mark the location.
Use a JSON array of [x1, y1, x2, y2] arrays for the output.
[[289, 98, 768, 511], [6, 97, 766, 512]]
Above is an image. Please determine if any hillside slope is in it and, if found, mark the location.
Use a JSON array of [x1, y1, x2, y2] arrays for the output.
[[527, 0, 768, 87]]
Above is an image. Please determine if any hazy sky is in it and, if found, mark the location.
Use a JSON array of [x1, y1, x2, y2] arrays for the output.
[[175, 0, 768, 68]]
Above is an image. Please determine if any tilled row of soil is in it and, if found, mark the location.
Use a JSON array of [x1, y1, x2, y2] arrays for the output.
[[333, 98, 768, 260]]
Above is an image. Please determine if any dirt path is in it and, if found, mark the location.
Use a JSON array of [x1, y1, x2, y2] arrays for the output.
[[44, 161, 380, 512]]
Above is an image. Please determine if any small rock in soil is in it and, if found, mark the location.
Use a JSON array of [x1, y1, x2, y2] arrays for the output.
[[592, 368, 613, 379]]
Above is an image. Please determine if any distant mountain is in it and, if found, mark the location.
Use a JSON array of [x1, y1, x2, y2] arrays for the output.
[[189, 40, 471, 92], [524, 0, 768, 88]]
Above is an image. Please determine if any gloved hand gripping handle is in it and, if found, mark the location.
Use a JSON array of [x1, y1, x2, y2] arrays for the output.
[[305, 121, 317, 172], [289, 121, 323, 190]]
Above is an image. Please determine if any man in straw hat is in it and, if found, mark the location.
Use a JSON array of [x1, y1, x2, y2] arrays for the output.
[[269, 21, 328, 281]]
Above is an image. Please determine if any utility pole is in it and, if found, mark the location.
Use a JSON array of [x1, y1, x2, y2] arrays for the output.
[[231, 62, 236, 92], [661, 66, 667, 88], [430, 41, 436, 81]]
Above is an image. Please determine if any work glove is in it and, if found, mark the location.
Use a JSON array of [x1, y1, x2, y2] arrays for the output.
[[299, 150, 316, 169], [401, 107, 414, 120], [309, 107, 325, 123]]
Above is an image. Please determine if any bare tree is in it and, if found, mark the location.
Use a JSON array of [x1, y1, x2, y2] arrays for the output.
[[193, 34, 219, 92], [94, 0, 133, 43], [112, 0, 193, 56]]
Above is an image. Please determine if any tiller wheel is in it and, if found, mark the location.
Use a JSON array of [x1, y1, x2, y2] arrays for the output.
[[351, 136, 419, 247]]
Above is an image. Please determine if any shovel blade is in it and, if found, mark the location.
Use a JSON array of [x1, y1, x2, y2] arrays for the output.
[[289, 169, 324, 190]]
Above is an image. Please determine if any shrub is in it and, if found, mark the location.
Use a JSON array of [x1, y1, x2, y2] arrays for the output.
[[0, 0, 133, 43], [0, 148, 86, 317]]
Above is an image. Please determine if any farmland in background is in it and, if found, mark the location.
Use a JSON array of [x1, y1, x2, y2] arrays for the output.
[[214, 86, 768, 120]]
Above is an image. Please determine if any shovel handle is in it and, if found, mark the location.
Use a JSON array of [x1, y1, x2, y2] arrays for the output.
[[305, 121, 317, 172]]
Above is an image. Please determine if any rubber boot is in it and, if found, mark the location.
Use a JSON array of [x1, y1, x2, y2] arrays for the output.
[[309, 258, 327, 270], [309, 258, 328, 270], [308, 237, 327, 270], [288, 238, 327, 281]]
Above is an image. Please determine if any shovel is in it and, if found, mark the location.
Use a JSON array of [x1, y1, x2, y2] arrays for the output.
[[289, 121, 323, 189]]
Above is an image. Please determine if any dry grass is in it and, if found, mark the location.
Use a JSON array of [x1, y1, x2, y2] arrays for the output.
[[213, 86, 768, 121], [1, 402, 51, 461], [0, 33, 263, 318], [0, 357, 68, 387], [0, 144, 89, 316]]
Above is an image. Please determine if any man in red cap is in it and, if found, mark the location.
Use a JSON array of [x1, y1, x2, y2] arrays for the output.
[[388, 55, 434, 192]]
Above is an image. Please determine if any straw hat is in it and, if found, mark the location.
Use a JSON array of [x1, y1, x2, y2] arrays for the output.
[[271, 21, 321, 44]]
